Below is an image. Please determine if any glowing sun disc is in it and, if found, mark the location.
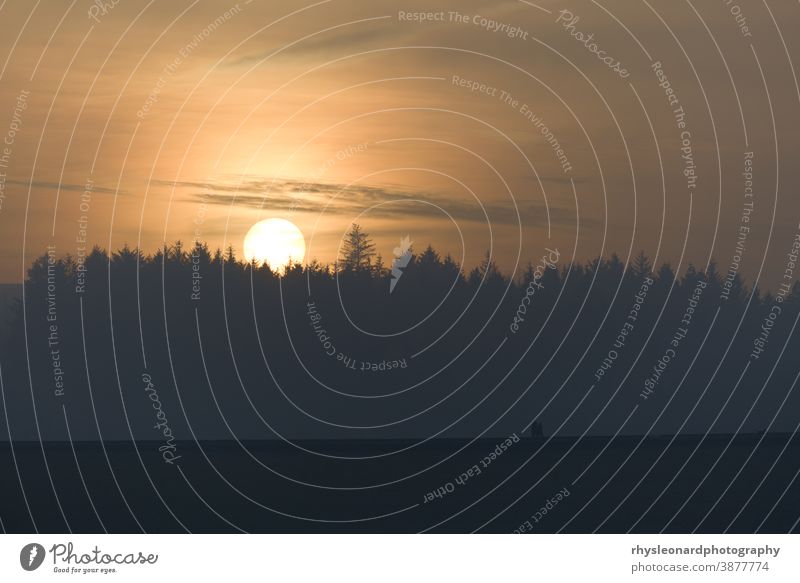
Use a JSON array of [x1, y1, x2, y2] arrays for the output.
[[243, 218, 306, 269]]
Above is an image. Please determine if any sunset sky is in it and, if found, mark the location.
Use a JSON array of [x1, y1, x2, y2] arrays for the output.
[[0, 0, 798, 285]]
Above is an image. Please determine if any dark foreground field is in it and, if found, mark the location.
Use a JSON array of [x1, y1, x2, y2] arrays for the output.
[[1, 434, 798, 533]]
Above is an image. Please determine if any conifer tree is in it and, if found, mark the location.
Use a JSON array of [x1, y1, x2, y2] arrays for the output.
[[340, 223, 376, 271]]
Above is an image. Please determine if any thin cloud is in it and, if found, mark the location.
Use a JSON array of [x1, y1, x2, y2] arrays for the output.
[[164, 176, 586, 227], [6, 180, 127, 195]]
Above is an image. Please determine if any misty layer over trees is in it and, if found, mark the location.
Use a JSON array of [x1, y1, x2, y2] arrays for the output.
[[2, 225, 799, 442]]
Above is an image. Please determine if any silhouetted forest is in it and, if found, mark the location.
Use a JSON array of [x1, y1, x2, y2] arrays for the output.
[[2, 230, 800, 441]]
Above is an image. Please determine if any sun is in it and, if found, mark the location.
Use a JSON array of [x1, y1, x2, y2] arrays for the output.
[[243, 218, 306, 269]]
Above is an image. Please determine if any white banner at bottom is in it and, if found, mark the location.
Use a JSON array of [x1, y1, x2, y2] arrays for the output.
[[1, 534, 797, 582]]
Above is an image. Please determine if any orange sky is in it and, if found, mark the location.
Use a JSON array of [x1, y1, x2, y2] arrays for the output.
[[0, 0, 799, 286]]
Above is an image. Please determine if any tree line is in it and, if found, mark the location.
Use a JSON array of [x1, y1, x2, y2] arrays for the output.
[[1, 223, 799, 441]]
